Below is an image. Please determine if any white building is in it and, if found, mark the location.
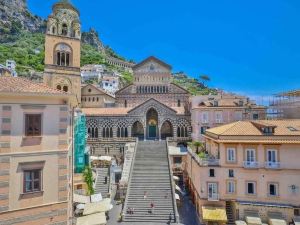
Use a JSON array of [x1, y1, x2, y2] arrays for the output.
[[101, 72, 120, 94], [3, 60, 17, 77], [81, 64, 104, 82]]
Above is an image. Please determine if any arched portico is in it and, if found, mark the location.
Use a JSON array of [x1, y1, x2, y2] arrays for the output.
[[132, 121, 144, 140], [160, 120, 173, 140]]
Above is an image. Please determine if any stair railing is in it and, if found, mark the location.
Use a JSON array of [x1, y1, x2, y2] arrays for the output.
[[166, 138, 179, 223], [122, 138, 139, 219]]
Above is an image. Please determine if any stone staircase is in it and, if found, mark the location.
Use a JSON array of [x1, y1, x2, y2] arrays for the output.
[[123, 141, 177, 223], [226, 201, 235, 225], [94, 167, 109, 197]]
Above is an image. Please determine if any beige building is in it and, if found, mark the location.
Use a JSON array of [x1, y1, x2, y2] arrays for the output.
[[0, 76, 72, 224], [191, 93, 266, 141], [186, 120, 300, 224], [43, 0, 82, 107], [81, 84, 115, 108]]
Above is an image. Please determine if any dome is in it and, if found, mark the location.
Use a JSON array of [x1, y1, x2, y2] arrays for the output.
[[53, 0, 80, 15]]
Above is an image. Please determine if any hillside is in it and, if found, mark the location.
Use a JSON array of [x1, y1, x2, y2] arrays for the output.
[[0, 0, 216, 94]]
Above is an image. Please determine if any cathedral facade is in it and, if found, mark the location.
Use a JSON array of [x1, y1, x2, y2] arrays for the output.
[[82, 57, 192, 156]]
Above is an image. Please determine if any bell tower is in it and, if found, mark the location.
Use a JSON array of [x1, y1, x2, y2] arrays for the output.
[[43, 0, 81, 106]]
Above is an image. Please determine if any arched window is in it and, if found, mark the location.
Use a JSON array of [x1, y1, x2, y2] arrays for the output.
[[55, 43, 72, 67], [125, 100, 127, 108], [177, 100, 181, 107], [52, 26, 56, 34], [117, 127, 128, 138], [177, 126, 188, 137], [62, 24, 68, 36], [57, 85, 61, 90], [63, 86, 68, 92], [102, 127, 113, 138]]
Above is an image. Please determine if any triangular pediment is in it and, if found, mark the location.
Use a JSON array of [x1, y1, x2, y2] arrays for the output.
[[133, 56, 171, 73], [128, 98, 177, 116]]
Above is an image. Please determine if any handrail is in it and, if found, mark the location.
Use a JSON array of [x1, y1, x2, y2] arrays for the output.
[[122, 138, 138, 218], [166, 138, 179, 223]]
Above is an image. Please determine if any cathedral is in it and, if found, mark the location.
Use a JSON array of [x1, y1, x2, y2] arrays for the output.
[[82, 57, 192, 156], [42, 0, 192, 157]]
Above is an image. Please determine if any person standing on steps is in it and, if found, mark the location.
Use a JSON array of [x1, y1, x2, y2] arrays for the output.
[[150, 202, 154, 214], [144, 191, 147, 200]]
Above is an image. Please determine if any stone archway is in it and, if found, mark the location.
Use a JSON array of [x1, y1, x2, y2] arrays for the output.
[[132, 121, 144, 140], [161, 120, 173, 140], [146, 108, 158, 139]]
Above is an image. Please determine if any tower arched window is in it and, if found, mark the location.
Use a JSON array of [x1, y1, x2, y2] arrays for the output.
[[177, 100, 181, 107], [63, 86, 68, 92], [55, 43, 72, 67], [57, 85, 61, 90], [62, 24, 68, 36], [52, 26, 56, 34]]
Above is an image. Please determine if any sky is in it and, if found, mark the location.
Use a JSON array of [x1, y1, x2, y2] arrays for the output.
[[28, 0, 300, 103]]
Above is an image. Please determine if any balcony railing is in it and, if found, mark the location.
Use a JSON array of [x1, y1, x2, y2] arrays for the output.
[[243, 161, 259, 168], [265, 161, 280, 169], [187, 147, 220, 166], [208, 193, 219, 201]]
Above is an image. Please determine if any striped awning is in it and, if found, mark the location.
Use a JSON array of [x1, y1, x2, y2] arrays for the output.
[[202, 206, 227, 222]]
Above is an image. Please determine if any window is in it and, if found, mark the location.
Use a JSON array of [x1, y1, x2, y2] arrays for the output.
[[25, 114, 42, 136], [173, 157, 182, 164], [215, 111, 223, 123], [117, 127, 128, 138], [202, 112, 209, 123], [268, 183, 278, 196], [227, 180, 235, 194], [227, 148, 236, 162], [200, 126, 210, 134], [57, 85, 61, 90], [294, 209, 300, 216], [63, 86, 68, 92], [235, 111, 243, 121], [55, 44, 72, 66], [246, 182, 256, 195], [213, 100, 218, 107], [253, 113, 259, 120], [62, 24, 68, 36], [209, 169, 215, 177], [177, 100, 181, 107], [229, 169, 234, 178], [88, 89, 92, 93], [23, 170, 41, 193], [267, 149, 278, 162], [246, 149, 256, 162], [125, 100, 127, 108]]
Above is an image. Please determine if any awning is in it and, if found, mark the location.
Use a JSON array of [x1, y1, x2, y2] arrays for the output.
[[235, 220, 247, 225], [269, 219, 287, 225], [74, 194, 90, 204], [76, 212, 106, 225], [293, 217, 300, 225], [246, 216, 262, 225], [202, 206, 227, 222], [83, 198, 113, 215]]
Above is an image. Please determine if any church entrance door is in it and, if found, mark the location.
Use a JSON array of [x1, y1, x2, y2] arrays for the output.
[[146, 108, 158, 139]]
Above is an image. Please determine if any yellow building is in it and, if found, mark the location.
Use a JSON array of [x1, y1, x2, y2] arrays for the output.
[[186, 120, 300, 225], [43, 0, 82, 107]]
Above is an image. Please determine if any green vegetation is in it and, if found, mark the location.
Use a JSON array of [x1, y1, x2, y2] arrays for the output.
[[81, 43, 106, 66], [82, 166, 95, 196], [172, 75, 217, 96]]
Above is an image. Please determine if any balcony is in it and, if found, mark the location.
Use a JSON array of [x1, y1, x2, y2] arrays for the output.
[[265, 161, 280, 169], [243, 161, 259, 169], [208, 193, 219, 201]]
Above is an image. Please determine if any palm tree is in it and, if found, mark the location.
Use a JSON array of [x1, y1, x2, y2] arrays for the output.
[[83, 166, 95, 197], [193, 141, 202, 154], [199, 74, 211, 87]]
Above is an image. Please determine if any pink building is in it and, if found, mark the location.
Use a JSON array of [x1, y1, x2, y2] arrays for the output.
[[191, 94, 266, 141]]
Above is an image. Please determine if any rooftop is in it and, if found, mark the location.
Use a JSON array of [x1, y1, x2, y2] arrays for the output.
[[0, 76, 68, 96], [205, 120, 300, 143]]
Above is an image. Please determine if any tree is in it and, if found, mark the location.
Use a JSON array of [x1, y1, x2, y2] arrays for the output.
[[83, 166, 95, 196], [199, 74, 211, 87], [193, 141, 203, 154]]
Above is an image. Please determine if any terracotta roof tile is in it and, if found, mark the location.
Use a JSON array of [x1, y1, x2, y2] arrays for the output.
[[207, 120, 300, 136], [0, 77, 67, 95]]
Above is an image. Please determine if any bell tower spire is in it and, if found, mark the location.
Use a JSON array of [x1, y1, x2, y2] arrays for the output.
[[43, 0, 81, 106]]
